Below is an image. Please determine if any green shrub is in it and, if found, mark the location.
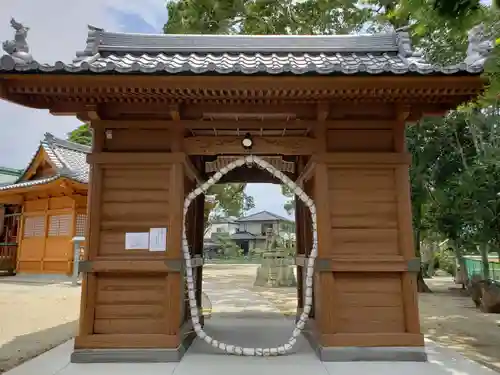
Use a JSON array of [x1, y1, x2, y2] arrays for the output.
[[434, 247, 456, 276]]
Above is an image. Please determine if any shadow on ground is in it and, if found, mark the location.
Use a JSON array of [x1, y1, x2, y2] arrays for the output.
[[0, 320, 77, 373], [421, 278, 500, 372]]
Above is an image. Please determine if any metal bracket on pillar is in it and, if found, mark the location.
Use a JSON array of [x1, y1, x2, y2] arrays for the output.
[[164, 256, 204, 272], [407, 258, 422, 273], [78, 260, 93, 273]]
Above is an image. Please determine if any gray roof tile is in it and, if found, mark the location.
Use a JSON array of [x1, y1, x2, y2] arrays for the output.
[[0, 133, 90, 191], [237, 211, 292, 222], [231, 231, 256, 240], [0, 25, 487, 76]]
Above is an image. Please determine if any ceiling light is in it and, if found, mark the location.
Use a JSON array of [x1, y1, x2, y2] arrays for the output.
[[242, 133, 253, 150]]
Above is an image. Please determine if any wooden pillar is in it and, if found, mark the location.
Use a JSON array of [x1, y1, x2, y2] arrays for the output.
[[71, 122, 194, 363], [306, 115, 425, 362], [393, 113, 422, 336], [295, 157, 306, 315], [193, 193, 205, 326], [295, 198, 304, 313], [77, 124, 103, 339], [41, 199, 49, 273], [16, 203, 24, 272]]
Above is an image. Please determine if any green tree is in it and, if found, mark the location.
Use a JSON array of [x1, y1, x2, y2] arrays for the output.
[[67, 123, 92, 146], [165, 0, 372, 35], [281, 185, 295, 215]]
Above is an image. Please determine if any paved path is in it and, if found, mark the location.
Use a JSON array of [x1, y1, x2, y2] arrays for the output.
[[4, 269, 499, 375]]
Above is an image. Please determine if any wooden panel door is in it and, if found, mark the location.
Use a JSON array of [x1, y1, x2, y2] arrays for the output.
[[313, 155, 423, 349], [75, 157, 185, 351]]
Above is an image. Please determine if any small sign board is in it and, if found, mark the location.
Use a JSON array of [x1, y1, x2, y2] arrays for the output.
[[149, 227, 167, 252], [125, 232, 150, 250]]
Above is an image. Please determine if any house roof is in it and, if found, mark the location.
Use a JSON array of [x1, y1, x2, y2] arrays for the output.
[[237, 210, 292, 223], [0, 133, 90, 192], [0, 167, 22, 177], [0, 22, 491, 76], [231, 231, 256, 241], [211, 216, 239, 224], [0, 167, 22, 187]]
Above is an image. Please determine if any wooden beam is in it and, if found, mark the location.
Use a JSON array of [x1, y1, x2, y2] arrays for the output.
[[396, 104, 411, 122], [86, 120, 401, 131], [169, 104, 181, 121], [296, 158, 315, 186], [51, 104, 101, 118], [183, 136, 316, 155], [317, 102, 330, 121], [183, 155, 204, 185], [405, 103, 451, 123], [6, 75, 485, 92], [87, 110, 101, 121], [87, 152, 185, 165], [312, 152, 412, 165], [0, 195, 23, 205]]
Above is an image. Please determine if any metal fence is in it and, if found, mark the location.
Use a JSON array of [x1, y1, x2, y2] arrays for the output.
[[464, 256, 500, 281]]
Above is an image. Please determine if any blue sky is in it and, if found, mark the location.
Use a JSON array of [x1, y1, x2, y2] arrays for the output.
[[0, 0, 290, 218]]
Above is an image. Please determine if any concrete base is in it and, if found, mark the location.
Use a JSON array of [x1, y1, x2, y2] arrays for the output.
[[300, 317, 427, 362], [71, 348, 185, 363], [71, 326, 197, 363], [314, 346, 427, 362]]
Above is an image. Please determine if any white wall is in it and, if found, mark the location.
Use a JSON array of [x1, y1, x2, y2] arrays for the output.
[[204, 221, 239, 239], [239, 221, 279, 236]]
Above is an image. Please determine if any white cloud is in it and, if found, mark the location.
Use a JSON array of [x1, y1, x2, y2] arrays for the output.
[[106, 0, 168, 31]]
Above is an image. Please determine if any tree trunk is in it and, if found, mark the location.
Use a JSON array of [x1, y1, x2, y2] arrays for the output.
[[417, 269, 432, 293], [451, 239, 469, 288], [415, 229, 432, 292], [428, 241, 437, 277], [480, 243, 490, 280]]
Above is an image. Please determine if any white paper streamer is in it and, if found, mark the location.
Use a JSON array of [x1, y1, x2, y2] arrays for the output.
[[182, 155, 318, 356]]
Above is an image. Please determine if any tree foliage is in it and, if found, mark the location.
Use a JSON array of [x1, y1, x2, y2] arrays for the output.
[[67, 123, 92, 146]]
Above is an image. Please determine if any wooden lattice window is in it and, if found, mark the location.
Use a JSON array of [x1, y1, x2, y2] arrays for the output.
[[76, 214, 87, 237], [48, 214, 72, 237], [23, 216, 45, 238]]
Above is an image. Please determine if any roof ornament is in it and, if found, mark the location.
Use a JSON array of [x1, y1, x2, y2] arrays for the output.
[[43, 132, 56, 143], [2, 18, 32, 64], [465, 23, 494, 67], [395, 25, 414, 58]]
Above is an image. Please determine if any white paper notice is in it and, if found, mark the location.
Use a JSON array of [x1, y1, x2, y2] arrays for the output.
[[125, 232, 150, 250], [149, 228, 167, 252]]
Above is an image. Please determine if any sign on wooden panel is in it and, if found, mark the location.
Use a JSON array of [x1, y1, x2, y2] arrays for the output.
[[125, 232, 149, 250], [149, 227, 167, 252]]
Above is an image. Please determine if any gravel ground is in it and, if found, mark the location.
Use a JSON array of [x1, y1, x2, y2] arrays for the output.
[[1, 266, 499, 373], [0, 280, 80, 373]]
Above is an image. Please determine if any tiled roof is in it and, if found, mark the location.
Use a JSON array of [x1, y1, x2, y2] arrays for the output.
[[0, 167, 22, 177], [231, 231, 256, 241], [237, 210, 292, 222], [212, 216, 239, 224], [0, 133, 90, 192], [0, 25, 489, 76]]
